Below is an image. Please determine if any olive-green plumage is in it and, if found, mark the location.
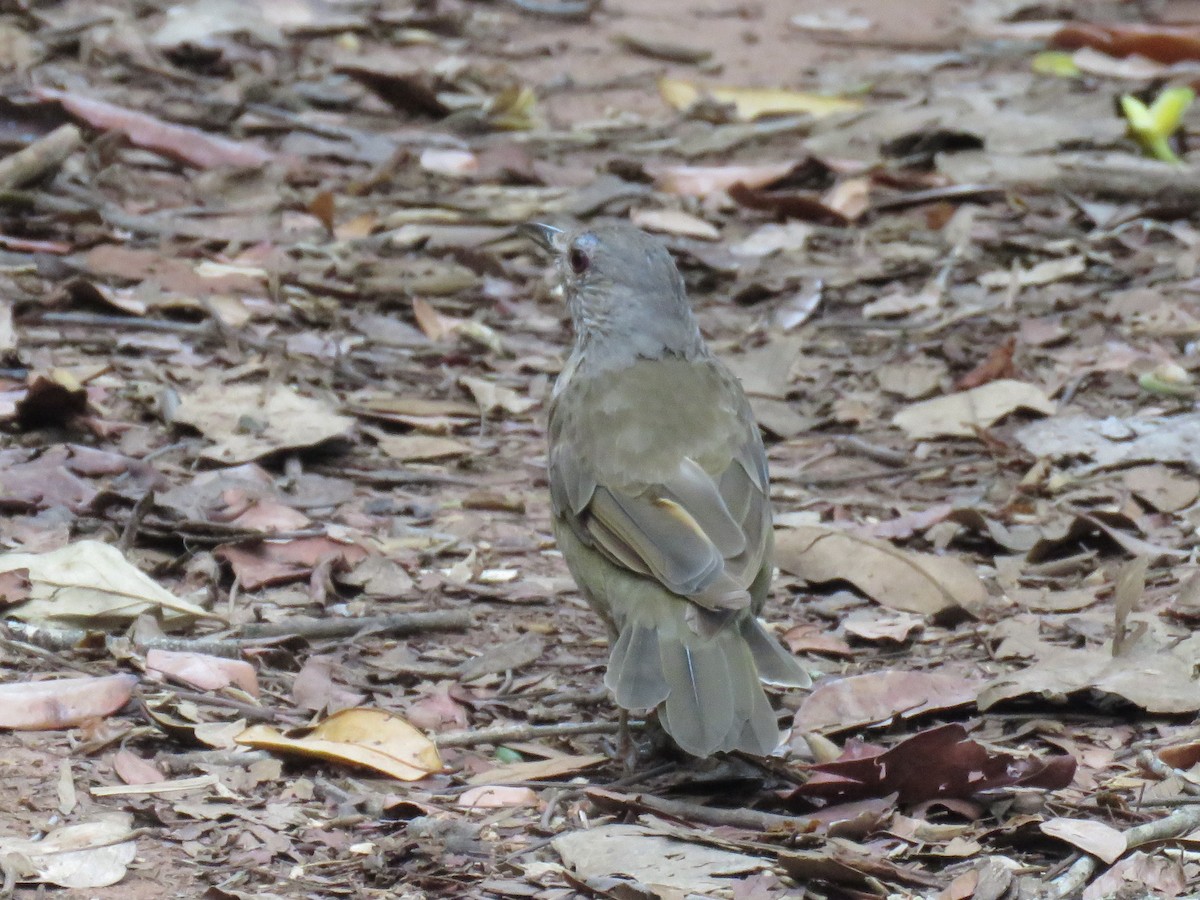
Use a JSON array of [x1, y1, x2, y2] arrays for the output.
[[530, 221, 810, 758]]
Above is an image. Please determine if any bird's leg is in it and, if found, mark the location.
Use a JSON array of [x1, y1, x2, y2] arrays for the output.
[[616, 708, 637, 771]]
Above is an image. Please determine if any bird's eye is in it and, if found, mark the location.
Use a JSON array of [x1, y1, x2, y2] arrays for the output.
[[568, 247, 590, 275]]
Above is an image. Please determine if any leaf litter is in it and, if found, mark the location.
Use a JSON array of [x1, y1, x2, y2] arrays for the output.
[[4, 0, 1200, 897]]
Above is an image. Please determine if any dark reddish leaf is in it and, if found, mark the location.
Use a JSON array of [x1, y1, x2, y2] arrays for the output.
[[955, 336, 1017, 391], [791, 723, 1076, 806], [1050, 23, 1200, 64], [728, 182, 850, 227]]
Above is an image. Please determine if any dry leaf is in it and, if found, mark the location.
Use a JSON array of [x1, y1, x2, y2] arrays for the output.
[[236, 707, 443, 781], [775, 525, 986, 617], [0, 540, 212, 626], [174, 382, 354, 464], [0, 674, 137, 730], [659, 77, 862, 120], [893, 380, 1056, 439]]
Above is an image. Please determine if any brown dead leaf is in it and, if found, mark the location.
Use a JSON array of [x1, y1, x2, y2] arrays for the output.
[[893, 380, 1056, 439], [236, 707, 443, 781], [0, 674, 137, 730], [1040, 818, 1125, 865], [145, 649, 258, 696], [174, 382, 354, 464], [791, 723, 1076, 805], [775, 525, 986, 617], [466, 753, 607, 785], [215, 537, 368, 591], [794, 670, 980, 733], [36, 88, 273, 168]]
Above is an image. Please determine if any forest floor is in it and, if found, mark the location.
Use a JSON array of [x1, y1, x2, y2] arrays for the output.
[[3, 0, 1200, 897]]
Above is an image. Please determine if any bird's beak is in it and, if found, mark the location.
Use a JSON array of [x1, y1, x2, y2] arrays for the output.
[[518, 222, 566, 253]]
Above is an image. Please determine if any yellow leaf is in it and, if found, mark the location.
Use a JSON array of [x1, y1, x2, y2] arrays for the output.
[[235, 708, 443, 781], [1031, 51, 1080, 77], [659, 77, 861, 121], [1121, 87, 1194, 163]]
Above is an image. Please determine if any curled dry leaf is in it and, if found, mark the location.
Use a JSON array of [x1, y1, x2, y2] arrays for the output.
[[2, 813, 137, 889], [892, 379, 1056, 439], [235, 707, 443, 781], [775, 525, 986, 617], [0, 540, 212, 626], [1050, 22, 1200, 65], [0, 674, 138, 731], [793, 670, 979, 733]]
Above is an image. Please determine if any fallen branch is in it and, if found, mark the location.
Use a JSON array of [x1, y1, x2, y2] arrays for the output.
[[435, 719, 643, 748], [0, 124, 83, 190], [3, 610, 471, 659], [587, 787, 820, 834], [1040, 804, 1200, 899]]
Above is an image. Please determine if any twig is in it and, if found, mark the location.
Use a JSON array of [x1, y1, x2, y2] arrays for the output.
[[0, 124, 83, 190], [2, 610, 471, 659], [118, 489, 155, 552], [586, 787, 819, 834], [1138, 749, 1200, 797], [34, 311, 214, 335], [1040, 805, 1200, 899], [435, 719, 643, 748], [790, 454, 989, 487], [235, 610, 471, 640], [314, 466, 485, 487], [833, 435, 908, 467]]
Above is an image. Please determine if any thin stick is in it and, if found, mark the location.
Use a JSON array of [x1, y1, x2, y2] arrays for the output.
[[0, 124, 83, 190], [236, 610, 471, 640], [3, 610, 470, 659], [587, 787, 818, 833], [435, 719, 644, 748]]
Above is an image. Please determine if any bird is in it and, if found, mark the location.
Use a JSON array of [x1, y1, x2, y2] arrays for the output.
[[523, 220, 810, 758]]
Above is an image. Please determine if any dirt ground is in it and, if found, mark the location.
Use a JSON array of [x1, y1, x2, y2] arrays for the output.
[[3, 0, 1200, 897]]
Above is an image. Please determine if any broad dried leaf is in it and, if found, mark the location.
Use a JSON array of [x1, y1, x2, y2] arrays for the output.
[[235, 707, 443, 781], [775, 525, 986, 616], [1040, 817, 1126, 864], [145, 649, 259, 696], [791, 723, 1075, 805], [2, 813, 136, 889], [554, 823, 766, 894], [0, 674, 137, 730], [35, 88, 273, 169], [466, 753, 607, 785], [0, 540, 212, 625], [794, 670, 979, 733], [893, 379, 1056, 439], [174, 383, 354, 464]]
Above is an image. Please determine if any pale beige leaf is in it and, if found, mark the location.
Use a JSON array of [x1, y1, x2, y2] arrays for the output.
[[893, 379, 1056, 439], [774, 525, 986, 616]]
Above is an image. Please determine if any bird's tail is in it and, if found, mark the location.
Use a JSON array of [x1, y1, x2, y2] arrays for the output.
[[605, 600, 810, 757]]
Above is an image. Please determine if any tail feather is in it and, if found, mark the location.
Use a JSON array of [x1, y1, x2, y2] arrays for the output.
[[605, 599, 802, 756], [742, 617, 811, 688], [607, 622, 670, 709]]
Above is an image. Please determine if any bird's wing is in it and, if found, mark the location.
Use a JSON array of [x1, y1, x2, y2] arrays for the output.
[[550, 436, 770, 613]]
